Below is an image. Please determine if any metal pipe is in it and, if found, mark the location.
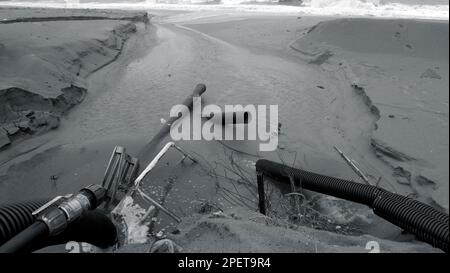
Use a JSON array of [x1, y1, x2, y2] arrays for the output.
[[257, 172, 266, 215], [138, 84, 206, 165], [133, 142, 175, 189]]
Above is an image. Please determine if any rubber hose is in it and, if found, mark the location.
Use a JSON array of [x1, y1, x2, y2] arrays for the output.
[[0, 199, 50, 246], [0, 208, 117, 253], [256, 159, 449, 252], [0, 221, 49, 253], [35, 210, 118, 252], [379, 191, 449, 224], [373, 195, 448, 252], [256, 159, 386, 206], [255, 159, 448, 223]]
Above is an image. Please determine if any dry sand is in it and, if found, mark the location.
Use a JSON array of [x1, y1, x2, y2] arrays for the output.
[[0, 8, 448, 253]]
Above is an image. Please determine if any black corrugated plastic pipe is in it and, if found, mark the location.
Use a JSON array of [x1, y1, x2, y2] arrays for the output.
[[0, 199, 50, 246], [373, 195, 448, 252], [255, 159, 449, 252]]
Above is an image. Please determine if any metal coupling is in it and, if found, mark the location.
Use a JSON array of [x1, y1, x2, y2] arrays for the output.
[[40, 208, 67, 236], [82, 184, 106, 208], [58, 193, 91, 223]]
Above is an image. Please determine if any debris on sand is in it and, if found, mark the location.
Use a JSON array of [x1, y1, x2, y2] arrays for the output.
[[315, 196, 374, 227], [420, 68, 442, 80], [0, 129, 11, 149], [392, 166, 412, 185], [371, 138, 415, 162], [149, 239, 183, 253], [309, 50, 333, 65], [0, 86, 83, 141], [415, 175, 438, 190], [113, 196, 150, 244]]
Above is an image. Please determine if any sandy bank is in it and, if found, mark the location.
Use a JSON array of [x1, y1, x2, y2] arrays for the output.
[[290, 18, 449, 210], [0, 8, 146, 149], [117, 206, 439, 253]]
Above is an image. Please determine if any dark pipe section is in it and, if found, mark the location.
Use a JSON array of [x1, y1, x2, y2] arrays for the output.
[[0, 198, 117, 252], [255, 160, 448, 223], [205, 111, 251, 125], [35, 210, 117, 252], [0, 221, 49, 253], [255, 159, 449, 252], [373, 196, 448, 252], [0, 209, 117, 253], [0, 199, 50, 246], [138, 83, 206, 165], [380, 192, 449, 224], [256, 159, 386, 206], [257, 172, 266, 215]]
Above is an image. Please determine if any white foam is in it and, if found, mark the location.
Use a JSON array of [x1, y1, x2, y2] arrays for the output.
[[0, 1, 448, 20]]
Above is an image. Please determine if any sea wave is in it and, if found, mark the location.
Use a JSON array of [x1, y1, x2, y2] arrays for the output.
[[1, 0, 448, 20]]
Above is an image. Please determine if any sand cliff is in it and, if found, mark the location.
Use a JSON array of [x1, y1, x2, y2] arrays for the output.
[[0, 10, 146, 149]]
